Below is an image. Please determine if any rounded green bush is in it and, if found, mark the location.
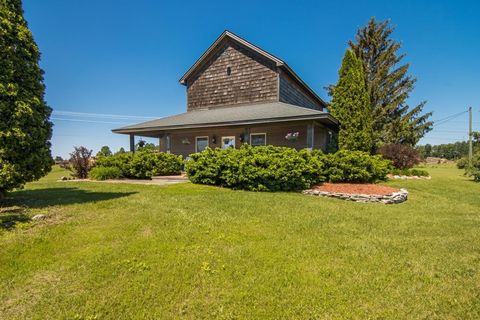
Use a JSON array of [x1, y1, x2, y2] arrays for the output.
[[186, 145, 325, 191], [96, 152, 133, 174], [129, 150, 183, 178], [186, 145, 391, 191], [89, 166, 122, 180], [456, 157, 468, 169], [466, 152, 480, 182], [321, 150, 392, 183], [94, 150, 183, 179]]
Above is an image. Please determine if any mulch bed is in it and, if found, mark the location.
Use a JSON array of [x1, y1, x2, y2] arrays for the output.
[[312, 183, 400, 196]]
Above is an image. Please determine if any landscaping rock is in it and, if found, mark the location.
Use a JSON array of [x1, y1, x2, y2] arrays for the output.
[[387, 174, 431, 180], [303, 188, 408, 204], [32, 214, 46, 221], [60, 176, 68, 181]]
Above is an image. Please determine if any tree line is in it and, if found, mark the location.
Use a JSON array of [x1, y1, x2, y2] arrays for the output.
[[329, 18, 433, 152], [417, 133, 480, 160]]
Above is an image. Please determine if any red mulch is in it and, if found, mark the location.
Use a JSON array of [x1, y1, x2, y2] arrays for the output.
[[312, 183, 400, 196]]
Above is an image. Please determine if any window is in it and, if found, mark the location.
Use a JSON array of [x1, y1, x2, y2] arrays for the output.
[[250, 133, 266, 146], [226, 66, 231, 76], [195, 136, 209, 152], [221, 136, 235, 149]]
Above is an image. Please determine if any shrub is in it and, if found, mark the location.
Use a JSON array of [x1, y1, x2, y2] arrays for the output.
[[186, 145, 391, 191], [89, 166, 122, 180], [377, 144, 421, 169], [69, 146, 93, 179], [456, 157, 469, 169], [465, 152, 480, 182], [390, 168, 429, 177], [186, 145, 325, 191], [129, 150, 183, 178], [321, 150, 391, 183], [95, 152, 133, 174], [95, 150, 182, 179]]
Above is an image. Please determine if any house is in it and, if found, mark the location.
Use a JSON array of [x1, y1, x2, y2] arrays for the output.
[[112, 30, 338, 157]]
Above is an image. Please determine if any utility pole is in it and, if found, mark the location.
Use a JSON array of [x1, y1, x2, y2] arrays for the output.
[[469, 106, 473, 166]]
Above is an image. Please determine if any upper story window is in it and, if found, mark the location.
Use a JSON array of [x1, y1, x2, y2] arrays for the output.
[[226, 66, 231, 76]]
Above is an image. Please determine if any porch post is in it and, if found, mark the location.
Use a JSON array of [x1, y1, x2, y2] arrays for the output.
[[244, 128, 251, 144], [129, 134, 135, 153], [158, 135, 163, 152], [307, 123, 314, 151], [166, 133, 171, 153]]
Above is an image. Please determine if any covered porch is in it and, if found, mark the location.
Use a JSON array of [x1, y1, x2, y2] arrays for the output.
[[125, 120, 334, 158], [112, 102, 338, 158]]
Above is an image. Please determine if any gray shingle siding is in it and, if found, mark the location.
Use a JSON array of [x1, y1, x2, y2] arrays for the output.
[[186, 39, 278, 111], [279, 72, 323, 111]]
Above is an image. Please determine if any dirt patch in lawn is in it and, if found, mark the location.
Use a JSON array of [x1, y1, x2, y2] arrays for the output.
[[312, 183, 400, 196]]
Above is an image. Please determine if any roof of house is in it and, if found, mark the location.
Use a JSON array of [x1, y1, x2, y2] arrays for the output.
[[112, 102, 338, 135], [178, 30, 327, 108]]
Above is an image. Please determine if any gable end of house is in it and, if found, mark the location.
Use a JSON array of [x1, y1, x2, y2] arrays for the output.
[[180, 30, 327, 112]]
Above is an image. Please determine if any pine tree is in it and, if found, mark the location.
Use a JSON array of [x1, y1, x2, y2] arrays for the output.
[[0, 0, 53, 198], [349, 17, 433, 146], [330, 49, 373, 152]]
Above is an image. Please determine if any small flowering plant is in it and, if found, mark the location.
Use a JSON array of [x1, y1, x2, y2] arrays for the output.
[[285, 132, 299, 142], [181, 137, 191, 145]]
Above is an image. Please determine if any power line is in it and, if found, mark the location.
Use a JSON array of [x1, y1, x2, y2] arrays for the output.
[[52, 110, 159, 120], [432, 110, 469, 127], [432, 130, 468, 133], [51, 117, 131, 125]]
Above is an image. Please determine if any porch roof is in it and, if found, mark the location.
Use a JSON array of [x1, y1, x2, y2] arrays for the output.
[[112, 102, 338, 135]]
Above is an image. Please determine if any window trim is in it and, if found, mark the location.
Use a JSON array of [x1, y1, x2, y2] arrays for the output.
[[221, 136, 236, 149], [250, 133, 267, 146], [195, 136, 209, 153]]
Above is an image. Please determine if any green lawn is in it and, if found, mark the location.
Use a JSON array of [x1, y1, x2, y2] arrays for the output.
[[1, 165, 479, 319]]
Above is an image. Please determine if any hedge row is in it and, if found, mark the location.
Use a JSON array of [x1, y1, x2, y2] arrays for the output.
[[185, 145, 391, 191], [90, 150, 183, 180]]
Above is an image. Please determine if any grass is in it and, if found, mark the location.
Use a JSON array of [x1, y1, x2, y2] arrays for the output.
[[0, 164, 479, 319]]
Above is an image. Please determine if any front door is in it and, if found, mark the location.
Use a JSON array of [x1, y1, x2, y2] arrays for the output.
[[221, 136, 235, 149]]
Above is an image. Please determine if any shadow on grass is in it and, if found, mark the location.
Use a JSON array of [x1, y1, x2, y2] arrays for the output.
[[7, 187, 136, 208], [1, 187, 136, 230], [0, 207, 30, 230], [0, 188, 136, 208]]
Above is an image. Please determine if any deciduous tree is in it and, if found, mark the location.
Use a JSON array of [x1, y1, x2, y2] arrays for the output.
[[69, 146, 92, 179], [96, 145, 112, 157]]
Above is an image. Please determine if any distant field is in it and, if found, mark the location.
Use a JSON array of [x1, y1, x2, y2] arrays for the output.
[[1, 165, 479, 319]]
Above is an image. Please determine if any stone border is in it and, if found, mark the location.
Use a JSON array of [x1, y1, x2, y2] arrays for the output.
[[302, 188, 408, 204], [387, 174, 431, 180]]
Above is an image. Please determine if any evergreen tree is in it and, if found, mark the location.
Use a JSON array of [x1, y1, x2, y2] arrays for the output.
[[96, 145, 112, 157], [348, 18, 433, 146], [0, 0, 53, 198], [330, 49, 373, 152]]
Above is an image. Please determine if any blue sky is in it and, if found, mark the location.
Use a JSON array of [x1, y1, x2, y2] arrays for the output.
[[23, 0, 480, 158]]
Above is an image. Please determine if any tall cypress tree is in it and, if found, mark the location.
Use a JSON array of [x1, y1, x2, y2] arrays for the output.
[[349, 18, 433, 146], [0, 0, 53, 198], [330, 49, 373, 152]]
